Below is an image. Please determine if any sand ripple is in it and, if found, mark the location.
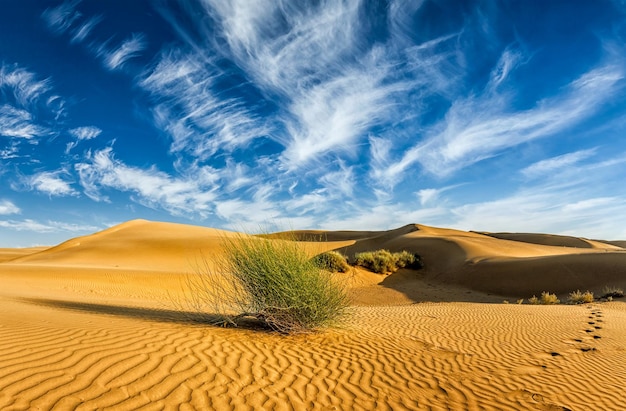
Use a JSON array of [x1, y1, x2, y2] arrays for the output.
[[1, 297, 625, 410]]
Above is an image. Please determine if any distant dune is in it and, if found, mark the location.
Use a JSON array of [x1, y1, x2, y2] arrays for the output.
[[1, 220, 625, 410]]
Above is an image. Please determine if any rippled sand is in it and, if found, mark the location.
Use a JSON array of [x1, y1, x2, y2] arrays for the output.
[[1, 220, 625, 410]]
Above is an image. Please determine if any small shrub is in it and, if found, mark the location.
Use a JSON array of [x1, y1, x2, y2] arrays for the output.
[[568, 290, 594, 304], [354, 250, 396, 273], [601, 286, 624, 299], [394, 250, 422, 269], [528, 293, 559, 305], [503, 300, 509, 304], [311, 251, 350, 273], [516, 299, 524, 305], [540, 292, 560, 305], [353, 249, 422, 274]]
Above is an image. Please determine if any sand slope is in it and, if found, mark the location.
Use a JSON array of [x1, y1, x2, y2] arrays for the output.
[[1, 220, 626, 410]]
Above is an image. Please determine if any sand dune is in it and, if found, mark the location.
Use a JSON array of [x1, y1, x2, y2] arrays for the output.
[[1, 220, 625, 410]]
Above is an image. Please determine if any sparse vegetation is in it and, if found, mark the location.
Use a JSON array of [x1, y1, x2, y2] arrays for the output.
[[311, 251, 350, 273], [353, 249, 422, 274], [516, 299, 524, 305], [191, 233, 350, 333], [540, 292, 560, 305], [568, 290, 594, 304], [600, 286, 624, 299], [529, 292, 560, 305]]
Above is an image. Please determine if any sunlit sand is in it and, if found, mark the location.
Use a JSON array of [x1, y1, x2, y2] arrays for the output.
[[1, 220, 625, 410]]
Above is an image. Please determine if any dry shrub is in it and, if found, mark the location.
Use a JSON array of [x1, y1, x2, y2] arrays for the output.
[[540, 292, 560, 305], [568, 290, 594, 304], [529, 292, 560, 305], [601, 286, 624, 299]]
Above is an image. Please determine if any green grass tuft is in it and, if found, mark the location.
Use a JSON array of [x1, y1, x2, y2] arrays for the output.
[[191, 233, 350, 334]]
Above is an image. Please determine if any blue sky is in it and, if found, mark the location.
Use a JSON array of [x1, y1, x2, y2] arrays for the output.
[[1, 0, 626, 247]]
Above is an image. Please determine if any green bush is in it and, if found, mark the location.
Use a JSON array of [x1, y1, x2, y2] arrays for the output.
[[568, 290, 594, 304], [311, 251, 350, 273], [192, 234, 350, 333], [353, 249, 421, 274]]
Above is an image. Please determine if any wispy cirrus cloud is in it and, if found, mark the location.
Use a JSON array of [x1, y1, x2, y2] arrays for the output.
[[0, 64, 52, 108], [0, 199, 20, 215], [140, 50, 268, 158], [199, 0, 409, 170], [19, 170, 78, 197], [0, 64, 64, 140], [372, 59, 625, 186], [42, 2, 145, 71], [71, 15, 102, 43], [0, 140, 20, 159], [65, 126, 102, 153], [99, 33, 146, 71], [75, 148, 219, 217], [521, 148, 598, 179], [0, 218, 99, 233], [69, 126, 101, 140], [41, 0, 81, 34], [0, 104, 47, 139]]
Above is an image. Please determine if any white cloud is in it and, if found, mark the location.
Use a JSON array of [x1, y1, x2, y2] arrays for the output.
[[376, 61, 624, 184], [0, 64, 65, 141], [22, 170, 78, 197], [417, 188, 441, 206], [192, 1, 411, 169], [100, 33, 146, 71], [0, 200, 20, 215], [488, 48, 524, 90], [317, 163, 355, 198], [522, 148, 597, 179], [140, 50, 268, 158], [69, 126, 102, 140], [71, 15, 102, 43], [75, 148, 219, 217], [280, 66, 394, 168], [0, 105, 46, 139], [449, 154, 626, 239], [0, 219, 99, 233], [0, 64, 52, 107], [0, 140, 20, 159], [41, 0, 81, 34]]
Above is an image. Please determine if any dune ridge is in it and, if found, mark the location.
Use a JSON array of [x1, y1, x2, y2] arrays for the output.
[[1, 219, 625, 410]]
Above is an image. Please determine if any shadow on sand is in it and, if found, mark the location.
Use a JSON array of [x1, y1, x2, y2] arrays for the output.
[[15, 297, 271, 331]]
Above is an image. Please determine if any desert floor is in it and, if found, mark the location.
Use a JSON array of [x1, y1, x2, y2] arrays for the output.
[[1, 220, 625, 410]]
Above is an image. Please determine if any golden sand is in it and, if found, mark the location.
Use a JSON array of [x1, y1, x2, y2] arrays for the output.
[[1, 220, 625, 410]]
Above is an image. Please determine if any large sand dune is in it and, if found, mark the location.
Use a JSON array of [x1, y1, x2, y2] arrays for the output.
[[1, 220, 625, 410]]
